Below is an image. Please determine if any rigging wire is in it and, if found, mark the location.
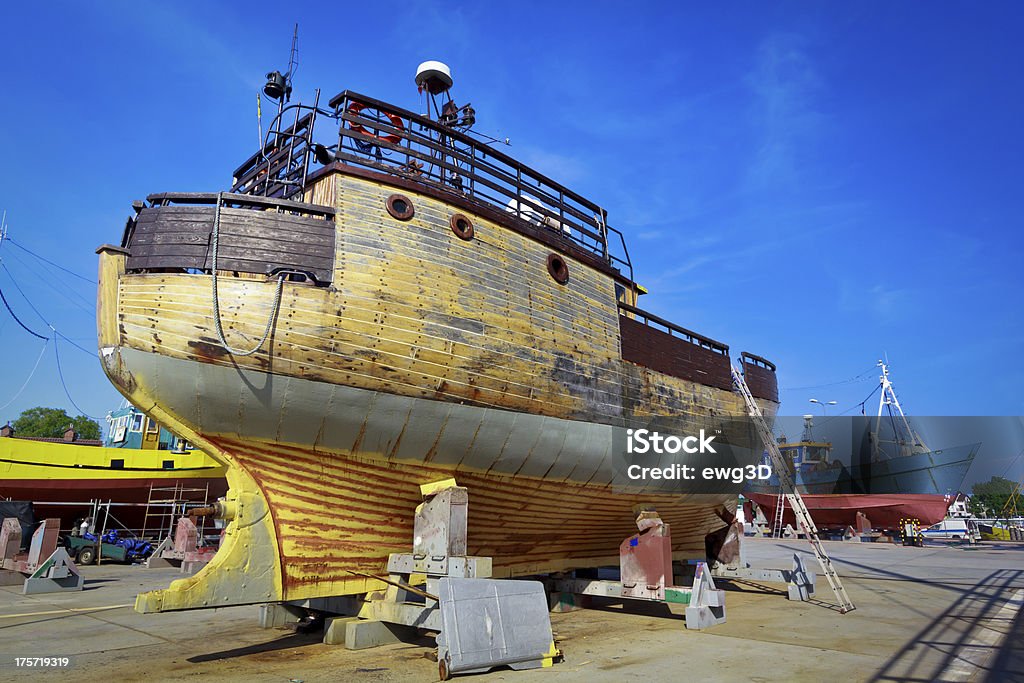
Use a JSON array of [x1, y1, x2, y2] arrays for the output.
[[781, 365, 878, 392], [0, 262, 95, 357], [2, 247, 94, 313], [0, 228, 100, 421], [0, 282, 47, 340], [0, 262, 49, 328], [53, 334, 100, 421], [0, 338, 49, 412], [802, 383, 882, 431], [210, 192, 285, 356], [54, 330, 95, 357], [854, 383, 882, 416], [3, 237, 96, 284]]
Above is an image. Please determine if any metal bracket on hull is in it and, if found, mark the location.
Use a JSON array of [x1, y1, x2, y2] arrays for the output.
[[548, 508, 727, 630], [134, 466, 281, 613], [326, 481, 560, 679]]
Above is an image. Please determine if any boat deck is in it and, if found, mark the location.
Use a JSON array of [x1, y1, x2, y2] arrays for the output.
[[3, 538, 1021, 681]]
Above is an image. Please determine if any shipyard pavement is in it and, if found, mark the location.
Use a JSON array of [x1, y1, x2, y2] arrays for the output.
[[0, 538, 1021, 682]]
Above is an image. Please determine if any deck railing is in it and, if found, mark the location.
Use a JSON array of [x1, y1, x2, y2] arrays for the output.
[[318, 90, 632, 277], [228, 90, 632, 277]]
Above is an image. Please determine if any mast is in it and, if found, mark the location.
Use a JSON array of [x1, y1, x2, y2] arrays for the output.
[[874, 360, 927, 455]]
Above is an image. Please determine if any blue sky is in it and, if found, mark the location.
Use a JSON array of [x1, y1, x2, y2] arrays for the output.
[[1, 2, 1022, 481]]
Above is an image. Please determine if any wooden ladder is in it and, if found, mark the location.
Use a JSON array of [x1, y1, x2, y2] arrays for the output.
[[732, 365, 856, 613]]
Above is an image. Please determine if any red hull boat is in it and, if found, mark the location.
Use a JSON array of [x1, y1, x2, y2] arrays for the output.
[[746, 492, 951, 530]]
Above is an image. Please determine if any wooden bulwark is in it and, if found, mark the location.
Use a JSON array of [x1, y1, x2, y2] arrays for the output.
[[618, 305, 732, 391], [741, 352, 779, 402], [125, 194, 336, 285]]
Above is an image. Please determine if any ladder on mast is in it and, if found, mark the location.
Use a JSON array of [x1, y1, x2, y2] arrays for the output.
[[731, 365, 856, 613]]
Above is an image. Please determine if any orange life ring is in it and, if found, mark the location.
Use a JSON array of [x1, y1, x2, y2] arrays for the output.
[[348, 102, 404, 145]]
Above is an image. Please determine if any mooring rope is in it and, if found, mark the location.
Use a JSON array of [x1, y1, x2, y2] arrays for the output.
[[210, 192, 285, 356]]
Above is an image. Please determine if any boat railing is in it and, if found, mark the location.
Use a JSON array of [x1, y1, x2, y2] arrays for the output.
[[617, 302, 729, 355], [231, 92, 322, 202], [322, 90, 631, 278], [617, 302, 733, 390], [741, 352, 776, 372], [122, 191, 335, 250]]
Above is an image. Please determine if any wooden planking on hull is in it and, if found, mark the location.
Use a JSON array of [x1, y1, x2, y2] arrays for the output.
[[211, 435, 736, 600]]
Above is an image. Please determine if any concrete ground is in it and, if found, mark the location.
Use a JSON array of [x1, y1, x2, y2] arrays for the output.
[[0, 539, 1021, 682]]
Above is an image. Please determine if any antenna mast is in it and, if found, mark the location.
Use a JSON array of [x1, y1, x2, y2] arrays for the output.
[[286, 23, 299, 94], [263, 23, 299, 116]]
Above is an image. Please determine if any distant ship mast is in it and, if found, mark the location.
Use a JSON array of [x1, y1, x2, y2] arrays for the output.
[[873, 360, 928, 458]]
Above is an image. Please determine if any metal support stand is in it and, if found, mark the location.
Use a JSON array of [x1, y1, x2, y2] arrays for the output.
[[549, 508, 727, 630], [313, 480, 559, 679], [702, 499, 816, 602], [0, 517, 83, 594], [707, 554, 816, 601]]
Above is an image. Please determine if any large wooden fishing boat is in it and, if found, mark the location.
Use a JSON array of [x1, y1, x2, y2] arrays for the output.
[[95, 63, 779, 612]]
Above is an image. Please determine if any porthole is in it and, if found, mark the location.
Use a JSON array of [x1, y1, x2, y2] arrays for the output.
[[450, 213, 474, 241], [547, 253, 569, 284], [385, 194, 415, 221]]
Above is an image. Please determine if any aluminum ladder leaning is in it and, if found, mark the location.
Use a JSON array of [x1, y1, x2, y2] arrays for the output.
[[731, 365, 856, 614], [771, 491, 787, 539]]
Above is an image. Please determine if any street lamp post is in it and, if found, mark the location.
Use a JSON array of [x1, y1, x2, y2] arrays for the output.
[[809, 398, 837, 415]]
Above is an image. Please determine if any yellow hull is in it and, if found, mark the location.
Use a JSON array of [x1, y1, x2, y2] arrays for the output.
[[0, 436, 224, 482]]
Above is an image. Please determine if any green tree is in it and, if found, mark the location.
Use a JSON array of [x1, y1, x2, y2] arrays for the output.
[[11, 406, 101, 440], [969, 476, 1018, 517]]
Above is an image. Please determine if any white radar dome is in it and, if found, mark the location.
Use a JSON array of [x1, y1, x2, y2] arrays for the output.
[[415, 61, 453, 94]]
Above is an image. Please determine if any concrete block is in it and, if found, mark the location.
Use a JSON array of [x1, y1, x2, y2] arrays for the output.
[[787, 554, 816, 601], [344, 619, 413, 650], [180, 560, 209, 574], [0, 569, 24, 586], [145, 556, 176, 569], [23, 574, 84, 594], [685, 563, 726, 630], [302, 595, 361, 615], [323, 616, 360, 645], [257, 603, 303, 629]]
